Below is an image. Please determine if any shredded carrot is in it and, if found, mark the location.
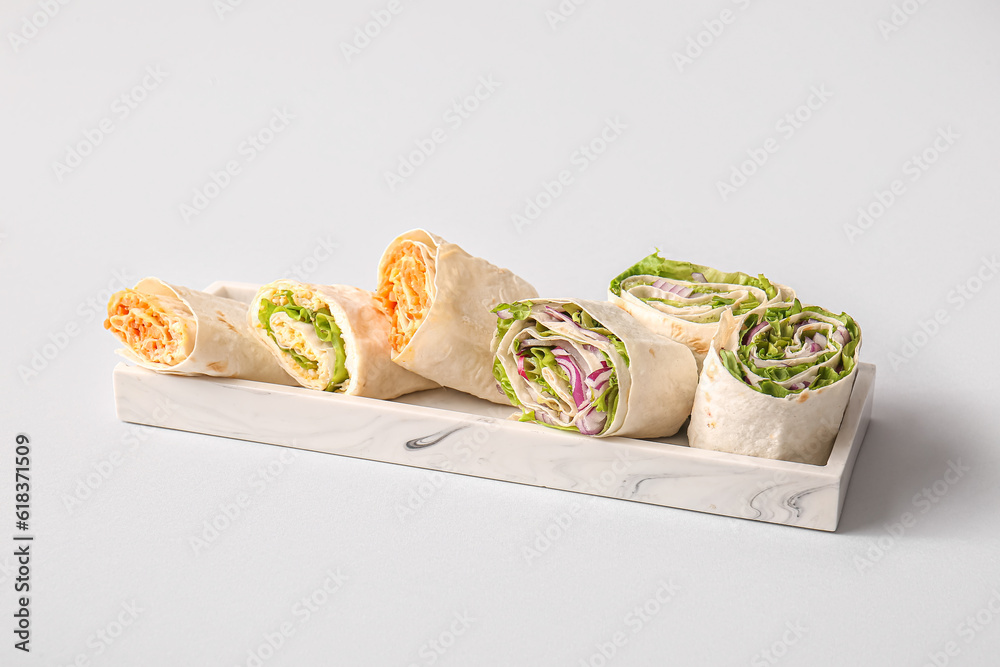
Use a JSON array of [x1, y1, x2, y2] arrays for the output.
[[376, 241, 430, 352], [104, 290, 183, 365]]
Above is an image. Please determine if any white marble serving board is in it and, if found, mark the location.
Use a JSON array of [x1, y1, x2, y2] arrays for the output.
[[112, 281, 875, 531]]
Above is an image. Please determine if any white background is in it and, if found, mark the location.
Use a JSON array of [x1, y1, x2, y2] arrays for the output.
[[3, 0, 1000, 665]]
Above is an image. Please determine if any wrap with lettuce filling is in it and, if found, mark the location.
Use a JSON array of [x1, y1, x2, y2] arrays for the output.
[[608, 252, 793, 370], [688, 300, 862, 465], [492, 299, 697, 438], [376, 229, 538, 403], [104, 277, 295, 385], [248, 280, 437, 399]]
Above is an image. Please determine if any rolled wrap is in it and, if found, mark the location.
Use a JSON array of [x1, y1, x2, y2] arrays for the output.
[[688, 301, 862, 465], [608, 252, 793, 371], [248, 280, 437, 399], [492, 299, 697, 438], [376, 229, 538, 403], [104, 277, 295, 385]]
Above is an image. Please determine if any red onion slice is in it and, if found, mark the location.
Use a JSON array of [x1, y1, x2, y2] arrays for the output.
[[576, 405, 606, 435], [555, 355, 587, 408], [742, 320, 769, 345], [668, 284, 695, 298], [651, 279, 695, 299], [516, 353, 528, 380], [587, 363, 612, 382], [585, 366, 614, 391]]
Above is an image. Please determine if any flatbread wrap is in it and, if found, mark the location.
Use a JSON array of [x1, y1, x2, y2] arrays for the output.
[[608, 252, 793, 370], [492, 298, 697, 438], [248, 280, 437, 399], [376, 229, 538, 403], [687, 300, 862, 465], [104, 277, 295, 385]]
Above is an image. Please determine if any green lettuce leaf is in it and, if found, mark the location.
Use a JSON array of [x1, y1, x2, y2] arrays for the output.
[[258, 291, 350, 392], [523, 345, 565, 395], [493, 357, 519, 407], [608, 251, 778, 303], [492, 301, 533, 342], [721, 299, 860, 398], [592, 366, 619, 415]]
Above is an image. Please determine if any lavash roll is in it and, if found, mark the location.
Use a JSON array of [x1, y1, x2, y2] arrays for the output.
[[608, 252, 793, 371], [376, 229, 538, 403], [493, 298, 697, 438], [688, 301, 862, 465], [104, 277, 295, 385], [248, 280, 437, 399]]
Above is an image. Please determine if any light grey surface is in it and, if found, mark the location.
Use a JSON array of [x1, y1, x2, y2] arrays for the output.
[[2, 1, 999, 665]]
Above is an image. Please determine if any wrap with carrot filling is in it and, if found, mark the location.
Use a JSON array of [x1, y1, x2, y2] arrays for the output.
[[608, 252, 793, 370], [492, 299, 697, 438], [688, 300, 862, 465], [104, 277, 295, 384], [376, 229, 538, 403], [249, 280, 437, 398]]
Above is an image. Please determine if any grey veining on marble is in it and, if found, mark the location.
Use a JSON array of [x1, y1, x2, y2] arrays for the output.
[[112, 361, 874, 531]]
